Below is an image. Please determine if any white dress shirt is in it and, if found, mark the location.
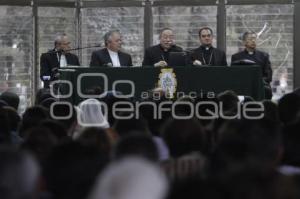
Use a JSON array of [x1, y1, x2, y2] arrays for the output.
[[57, 53, 67, 67], [108, 49, 121, 67]]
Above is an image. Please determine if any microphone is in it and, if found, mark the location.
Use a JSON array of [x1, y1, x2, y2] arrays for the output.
[[46, 44, 102, 54], [65, 44, 102, 52]]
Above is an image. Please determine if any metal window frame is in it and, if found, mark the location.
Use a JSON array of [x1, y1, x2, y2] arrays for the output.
[[0, 0, 298, 104], [294, 0, 300, 89], [0, 0, 32, 6]]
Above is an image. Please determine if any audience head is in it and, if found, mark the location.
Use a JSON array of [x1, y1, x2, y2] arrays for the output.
[[113, 116, 150, 138], [21, 126, 59, 165], [19, 106, 49, 138], [292, 87, 300, 97], [220, 168, 295, 199], [39, 119, 68, 140], [40, 97, 57, 110], [51, 104, 77, 136], [166, 177, 224, 199], [76, 127, 111, 156], [281, 119, 300, 167], [262, 100, 280, 123], [278, 92, 300, 124], [88, 157, 168, 199], [0, 108, 11, 145], [77, 98, 109, 129], [102, 90, 131, 126], [35, 88, 52, 105], [0, 99, 8, 108], [114, 133, 159, 162], [212, 119, 282, 174], [43, 141, 109, 199], [162, 117, 206, 158], [0, 147, 40, 199], [217, 90, 239, 115], [2, 106, 21, 132], [0, 91, 20, 111]]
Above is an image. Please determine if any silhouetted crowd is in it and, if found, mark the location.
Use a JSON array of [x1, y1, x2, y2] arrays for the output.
[[1, 88, 300, 199]]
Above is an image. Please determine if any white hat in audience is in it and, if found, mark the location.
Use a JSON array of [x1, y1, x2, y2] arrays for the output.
[[88, 157, 168, 199], [77, 98, 110, 128]]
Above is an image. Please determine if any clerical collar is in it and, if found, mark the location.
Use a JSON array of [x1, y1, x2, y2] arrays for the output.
[[245, 49, 256, 55], [200, 45, 212, 51]]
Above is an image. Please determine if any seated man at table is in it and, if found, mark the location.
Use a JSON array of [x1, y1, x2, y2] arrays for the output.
[[142, 28, 183, 67], [231, 31, 273, 99], [190, 27, 227, 66], [90, 30, 133, 67], [40, 33, 80, 88]]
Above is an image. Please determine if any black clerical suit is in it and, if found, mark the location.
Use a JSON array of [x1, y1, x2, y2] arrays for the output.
[[231, 49, 272, 83], [40, 49, 80, 85], [190, 46, 227, 66], [90, 48, 132, 67], [231, 49, 273, 99], [142, 44, 183, 66]]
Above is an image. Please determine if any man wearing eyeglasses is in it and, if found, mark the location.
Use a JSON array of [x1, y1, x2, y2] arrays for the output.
[[190, 27, 227, 66], [142, 28, 183, 67], [231, 31, 273, 99], [40, 34, 80, 87]]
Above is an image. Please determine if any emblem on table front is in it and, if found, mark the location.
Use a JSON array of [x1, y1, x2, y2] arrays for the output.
[[158, 68, 177, 99]]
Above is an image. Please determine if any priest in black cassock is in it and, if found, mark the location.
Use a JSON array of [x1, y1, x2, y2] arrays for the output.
[[231, 31, 273, 99], [142, 28, 183, 67], [190, 27, 227, 66]]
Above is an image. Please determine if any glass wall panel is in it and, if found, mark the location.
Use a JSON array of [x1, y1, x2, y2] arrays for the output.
[[152, 6, 217, 50], [0, 6, 33, 113], [81, 7, 144, 66], [226, 4, 294, 98]]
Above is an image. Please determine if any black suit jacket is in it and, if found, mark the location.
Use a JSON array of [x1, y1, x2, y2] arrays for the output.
[[231, 49, 272, 83], [90, 48, 132, 67], [142, 44, 183, 66], [40, 49, 80, 81], [190, 46, 227, 66]]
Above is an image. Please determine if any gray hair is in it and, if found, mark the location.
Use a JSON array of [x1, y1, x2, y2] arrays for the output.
[[54, 33, 67, 47], [104, 30, 120, 46]]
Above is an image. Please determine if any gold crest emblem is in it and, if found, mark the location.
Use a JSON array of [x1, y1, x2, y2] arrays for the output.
[[158, 68, 177, 98]]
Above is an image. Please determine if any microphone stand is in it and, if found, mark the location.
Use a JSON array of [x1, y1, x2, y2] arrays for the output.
[[61, 44, 102, 53], [47, 44, 102, 93], [47, 44, 102, 54]]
